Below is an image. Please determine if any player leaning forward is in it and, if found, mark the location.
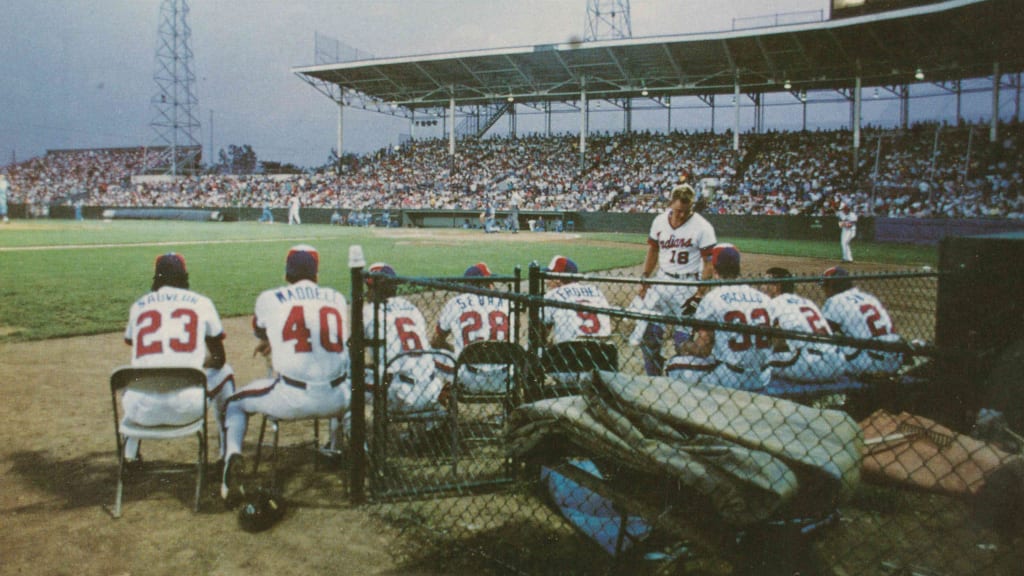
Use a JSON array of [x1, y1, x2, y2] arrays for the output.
[[221, 244, 351, 505], [122, 253, 236, 467], [632, 184, 717, 375]]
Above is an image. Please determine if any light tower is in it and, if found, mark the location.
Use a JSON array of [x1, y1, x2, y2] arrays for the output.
[[585, 0, 632, 41], [146, 0, 201, 175]]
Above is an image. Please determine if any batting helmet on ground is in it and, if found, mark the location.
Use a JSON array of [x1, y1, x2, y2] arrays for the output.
[[237, 488, 286, 533]]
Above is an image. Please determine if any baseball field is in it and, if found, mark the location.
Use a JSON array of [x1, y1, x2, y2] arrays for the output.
[[0, 220, 940, 575]]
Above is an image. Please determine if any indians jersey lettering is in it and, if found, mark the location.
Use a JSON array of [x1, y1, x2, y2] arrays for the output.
[[253, 279, 350, 383], [436, 293, 511, 355], [124, 285, 224, 369], [648, 211, 717, 277], [696, 285, 772, 371], [542, 283, 612, 344]]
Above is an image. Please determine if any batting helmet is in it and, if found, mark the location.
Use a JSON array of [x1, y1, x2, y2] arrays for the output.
[[544, 255, 578, 274], [463, 262, 492, 278], [366, 262, 397, 300], [237, 488, 286, 533], [152, 252, 189, 291], [711, 245, 741, 278], [285, 244, 319, 283], [822, 266, 853, 294]]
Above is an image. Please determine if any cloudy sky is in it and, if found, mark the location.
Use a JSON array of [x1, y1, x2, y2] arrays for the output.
[[1, 0, 988, 169]]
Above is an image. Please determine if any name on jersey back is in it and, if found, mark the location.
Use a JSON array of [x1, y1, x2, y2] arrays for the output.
[[138, 291, 199, 307], [273, 285, 342, 304], [720, 290, 766, 305]]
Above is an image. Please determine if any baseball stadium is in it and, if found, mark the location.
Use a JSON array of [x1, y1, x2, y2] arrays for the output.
[[2, 1, 1024, 575]]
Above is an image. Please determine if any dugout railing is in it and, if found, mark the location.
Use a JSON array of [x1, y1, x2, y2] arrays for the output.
[[347, 260, 1023, 575]]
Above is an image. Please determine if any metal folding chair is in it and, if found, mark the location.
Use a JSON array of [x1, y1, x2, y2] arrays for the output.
[[107, 366, 208, 518]]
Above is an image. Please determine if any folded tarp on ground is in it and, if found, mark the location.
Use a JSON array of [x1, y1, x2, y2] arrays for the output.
[[510, 370, 863, 526]]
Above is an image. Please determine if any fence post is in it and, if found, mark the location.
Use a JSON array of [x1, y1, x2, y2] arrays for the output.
[[527, 262, 543, 356], [348, 244, 367, 504]]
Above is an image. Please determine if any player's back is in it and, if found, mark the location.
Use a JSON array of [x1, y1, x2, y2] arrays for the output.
[[255, 280, 350, 383], [770, 293, 834, 340], [543, 283, 612, 344], [823, 287, 898, 342], [699, 284, 772, 369], [364, 296, 431, 362], [439, 292, 512, 355], [126, 285, 221, 369]]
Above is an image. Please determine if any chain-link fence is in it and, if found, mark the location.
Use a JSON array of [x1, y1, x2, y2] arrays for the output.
[[347, 263, 1023, 575]]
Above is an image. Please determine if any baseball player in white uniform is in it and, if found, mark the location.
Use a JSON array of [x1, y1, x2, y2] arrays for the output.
[[363, 262, 446, 415], [666, 246, 772, 391], [539, 255, 613, 386], [288, 196, 301, 225], [429, 263, 513, 395], [220, 245, 350, 505], [761, 267, 843, 383], [821, 266, 903, 377], [122, 253, 236, 466], [0, 173, 9, 223], [632, 184, 717, 375], [838, 204, 857, 263]]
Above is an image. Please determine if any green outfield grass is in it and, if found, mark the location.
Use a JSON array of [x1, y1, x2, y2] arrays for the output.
[[0, 221, 937, 342]]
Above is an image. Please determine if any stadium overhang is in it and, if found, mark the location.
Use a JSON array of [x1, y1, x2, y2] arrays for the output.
[[294, 0, 1023, 112]]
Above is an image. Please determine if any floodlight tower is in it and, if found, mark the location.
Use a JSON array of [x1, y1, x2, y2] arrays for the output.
[[147, 0, 202, 175], [584, 0, 632, 41]]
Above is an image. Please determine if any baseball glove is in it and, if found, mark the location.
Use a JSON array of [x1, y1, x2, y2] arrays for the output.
[[681, 295, 702, 316], [237, 488, 286, 533]]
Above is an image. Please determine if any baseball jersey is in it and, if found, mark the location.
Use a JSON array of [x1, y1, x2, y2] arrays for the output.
[[839, 211, 858, 231], [124, 286, 225, 369], [822, 287, 899, 342], [648, 211, 717, 277], [363, 296, 431, 366], [695, 284, 772, 371], [436, 293, 512, 355], [767, 293, 834, 349], [253, 279, 350, 383], [542, 282, 612, 344]]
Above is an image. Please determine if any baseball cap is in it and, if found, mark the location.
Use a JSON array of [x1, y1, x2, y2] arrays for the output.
[[821, 266, 852, 291], [154, 252, 187, 277], [366, 261, 396, 286], [543, 255, 578, 274], [463, 262, 492, 278], [286, 244, 319, 281], [712, 245, 741, 274]]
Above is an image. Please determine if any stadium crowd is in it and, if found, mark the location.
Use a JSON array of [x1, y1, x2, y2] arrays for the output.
[[4, 120, 1023, 219]]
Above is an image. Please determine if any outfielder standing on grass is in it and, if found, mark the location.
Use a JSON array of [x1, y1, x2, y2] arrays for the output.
[[631, 183, 717, 375], [122, 253, 236, 469], [220, 244, 350, 506]]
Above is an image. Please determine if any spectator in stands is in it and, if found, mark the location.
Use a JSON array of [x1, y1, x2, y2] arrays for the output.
[[820, 266, 903, 377], [666, 246, 773, 391]]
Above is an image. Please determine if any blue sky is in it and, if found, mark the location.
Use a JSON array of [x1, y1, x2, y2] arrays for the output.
[[0, 0, 1002, 169]]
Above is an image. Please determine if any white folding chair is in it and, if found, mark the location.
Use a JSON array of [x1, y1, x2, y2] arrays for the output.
[[107, 366, 208, 518]]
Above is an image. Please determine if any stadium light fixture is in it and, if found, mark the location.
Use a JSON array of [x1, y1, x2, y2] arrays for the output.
[[507, 95, 515, 102], [784, 79, 792, 90], [914, 68, 925, 81], [641, 88, 648, 96]]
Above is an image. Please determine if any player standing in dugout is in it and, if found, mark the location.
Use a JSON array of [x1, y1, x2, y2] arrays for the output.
[[630, 183, 717, 376]]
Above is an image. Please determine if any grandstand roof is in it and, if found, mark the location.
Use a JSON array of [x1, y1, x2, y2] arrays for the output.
[[294, 0, 1023, 110]]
